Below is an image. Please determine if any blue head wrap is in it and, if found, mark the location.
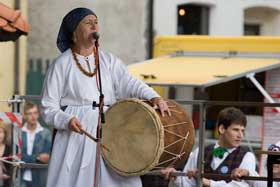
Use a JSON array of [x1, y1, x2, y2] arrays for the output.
[[57, 7, 96, 53]]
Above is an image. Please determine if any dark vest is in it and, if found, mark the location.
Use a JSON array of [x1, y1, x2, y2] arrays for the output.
[[204, 144, 249, 182]]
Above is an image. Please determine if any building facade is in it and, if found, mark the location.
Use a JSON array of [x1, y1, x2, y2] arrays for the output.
[[153, 0, 280, 112], [154, 0, 280, 36], [27, 0, 152, 64]]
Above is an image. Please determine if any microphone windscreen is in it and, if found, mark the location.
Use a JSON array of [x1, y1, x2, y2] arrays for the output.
[[92, 32, 100, 40]]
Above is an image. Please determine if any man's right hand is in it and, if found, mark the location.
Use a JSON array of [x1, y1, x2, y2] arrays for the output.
[[161, 167, 177, 180], [68, 117, 83, 134], [1, 174, 10, 180], [37, 153, 50, 163]]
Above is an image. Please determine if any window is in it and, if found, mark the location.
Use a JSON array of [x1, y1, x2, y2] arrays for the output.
[[177, 4, 209, 35], [244, 24, 260, 36]]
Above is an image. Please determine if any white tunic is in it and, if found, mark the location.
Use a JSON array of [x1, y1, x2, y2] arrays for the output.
[[41, 49, 159, 187]]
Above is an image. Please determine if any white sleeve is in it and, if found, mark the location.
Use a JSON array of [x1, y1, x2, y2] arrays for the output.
[[111, 54, 159, 100], [239, 152, 257, 174], [209, 152, 257, 187], [240, 155, 266, 187], [209, 179, 249, 187], [245, 175, 266, 187], [169, 148, 199, 187], [40, 60, 73, 130]]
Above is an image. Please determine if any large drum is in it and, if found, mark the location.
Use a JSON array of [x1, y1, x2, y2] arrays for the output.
[[101, 98, 194, 176]]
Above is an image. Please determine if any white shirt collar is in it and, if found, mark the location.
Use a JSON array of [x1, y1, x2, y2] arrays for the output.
[[214, 141, 237, 154], [22, 122, 44, 133]]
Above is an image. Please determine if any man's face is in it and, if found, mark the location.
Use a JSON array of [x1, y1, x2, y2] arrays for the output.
[[73, 15, 99, 46], [219, 123, 245, 148], [23, 106, 39, 126]]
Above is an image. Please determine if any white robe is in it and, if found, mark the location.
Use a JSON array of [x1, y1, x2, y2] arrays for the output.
[[41, 49, 159, 187]]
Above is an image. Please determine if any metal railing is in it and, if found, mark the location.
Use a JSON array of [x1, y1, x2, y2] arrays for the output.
[[1, 95, 280, 187]]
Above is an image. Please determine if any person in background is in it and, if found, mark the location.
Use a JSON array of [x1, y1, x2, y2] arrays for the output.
[[0, 122, 12, 187], [21, 102, 51, 187], [161, 107, 257, 187]]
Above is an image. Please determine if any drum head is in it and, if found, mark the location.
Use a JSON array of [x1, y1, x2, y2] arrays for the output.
[[101, 99, 164, 176]]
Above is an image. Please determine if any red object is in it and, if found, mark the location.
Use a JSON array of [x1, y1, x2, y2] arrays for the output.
[[4, 112, 23, 127], [192, 111, 199, 128]]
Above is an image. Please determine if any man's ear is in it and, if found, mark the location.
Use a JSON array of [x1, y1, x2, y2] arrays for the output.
[[73, 31, 77, 43], [218, 124, 225, 135]]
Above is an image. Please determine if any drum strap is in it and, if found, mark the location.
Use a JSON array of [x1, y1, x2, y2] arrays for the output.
[[92, 101, 110, 110], [60, 101, 110, 111]]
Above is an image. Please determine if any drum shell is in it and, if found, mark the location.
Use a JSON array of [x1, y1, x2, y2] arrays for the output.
[[101, 99, 195, 176], [150, 100, 195, 169]]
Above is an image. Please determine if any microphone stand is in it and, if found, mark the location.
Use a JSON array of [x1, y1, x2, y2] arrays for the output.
[[93, 36, 105, 187], [95, 37, 105, 127]]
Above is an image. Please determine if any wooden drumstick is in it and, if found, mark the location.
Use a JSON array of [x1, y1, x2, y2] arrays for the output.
[[80, 128, 110, 152]]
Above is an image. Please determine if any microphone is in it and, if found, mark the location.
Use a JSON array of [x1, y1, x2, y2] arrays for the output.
[[92, 32, 100, 40]]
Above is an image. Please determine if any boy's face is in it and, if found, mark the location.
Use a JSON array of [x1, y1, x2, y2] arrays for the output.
[[219, 123, 245, 148], [23, 106, 39, 126]]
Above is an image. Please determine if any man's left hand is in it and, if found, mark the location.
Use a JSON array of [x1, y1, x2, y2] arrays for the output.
[[231, 168, 249, 180], [150, 97, 171, 117]]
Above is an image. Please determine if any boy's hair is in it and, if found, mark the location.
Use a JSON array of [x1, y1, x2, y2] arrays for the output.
[[216, 107, 246, 129], [23, 101, 38, 114]]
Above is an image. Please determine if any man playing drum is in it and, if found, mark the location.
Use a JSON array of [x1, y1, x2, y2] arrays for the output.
[[41, 7, 170, 187], [161, 107, 257, 187]]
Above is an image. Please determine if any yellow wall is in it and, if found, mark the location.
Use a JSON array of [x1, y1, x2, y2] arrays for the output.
[[0, 41, 15, 111], [151, 35, 280, 97], [153, 36, 280, 57], [0, 0, 27, 111]]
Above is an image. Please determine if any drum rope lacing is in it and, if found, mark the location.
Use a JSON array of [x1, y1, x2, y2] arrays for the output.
[[163, 122, 188, 128], [164, 131, 190, 149], [153, 101, 192, 168], [155, 119, 190, 168], [157, 133, 189, 166]]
